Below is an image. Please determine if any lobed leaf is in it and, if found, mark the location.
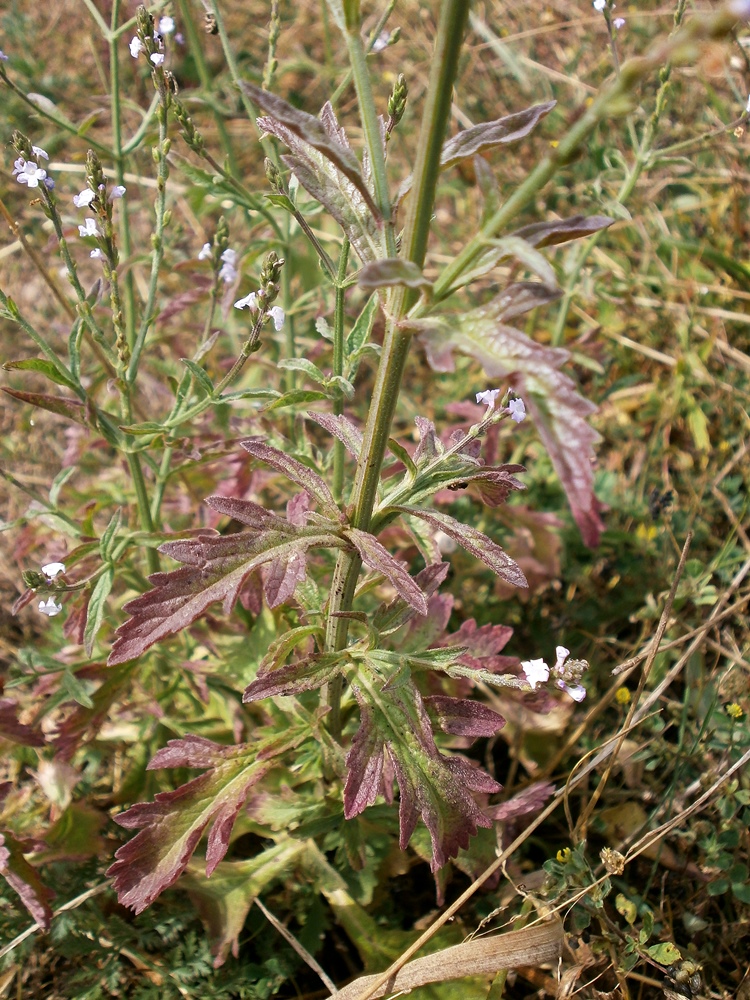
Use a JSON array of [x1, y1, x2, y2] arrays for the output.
[[240, 439, 341, 520], [108, 527, 340, 664], [107, 737, 271, 913], [242, 83, 380, 220], [0, 831, 54, 929], [418, 302, 604, 546], [372, 562, 450, 635], [393, 505, 528, 589], [344, 683, 500, 870], [244, 651, 345, 702], [345, 527, 429, 615]]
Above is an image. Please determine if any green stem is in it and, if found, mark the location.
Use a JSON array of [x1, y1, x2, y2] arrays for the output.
[[110, 0, 137, 352], [329, 0, 396, 108], [126, 452, 158, 573], [324, 0, 470, 732], [332, 239, 351, 503]]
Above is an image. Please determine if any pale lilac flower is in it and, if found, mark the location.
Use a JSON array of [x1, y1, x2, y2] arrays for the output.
[[43, 177, 55, 190], [729, 0, 750, 17], [150, 52, 165, 66], [78, 218, 99, 238], [13, 160, 47, 188], [129, 36, 144, 58], [0, 50, 8, 61], [31, 145, 49, 160], [198, 242, 212, 261], [110, 185, 126, 199], [593, 0, 606, 10], [38, 596, 63, 617], [557, 679, 587, 702], [219, 248, 238, 283], [372, 30, 391, 53], [159, 16, 175, 34], [73, 188, 96, 208], [508, 397, 526, 423], [551, 645, 588, 702], [746, 94, 750, 115], [41, 562, 66, 579], [522, 658, 550, 689], [269, 306, 285, 331], [234, 291, 259, 311], [476, 388, 501, 408], [90, 249, 105, 260], [613, 17, 625, 28]]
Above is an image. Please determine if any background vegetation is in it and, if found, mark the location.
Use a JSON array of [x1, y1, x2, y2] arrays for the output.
[[0, 1, 748, 998]]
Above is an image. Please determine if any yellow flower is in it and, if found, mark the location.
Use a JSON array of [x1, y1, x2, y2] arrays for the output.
[[615, 687, 631, 705]]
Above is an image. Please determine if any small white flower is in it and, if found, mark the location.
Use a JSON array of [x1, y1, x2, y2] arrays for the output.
[[159, 15, 175, 34], [220, 248, 238, 267], [150, 52, 165, 66], [554, 645, 570, 671], [372, 30, 391, 53], [613, 17, 625, 28], [269, 306, 285, 331], [110, 185, 126, 199], [557, 679, 587, 702], [0, 50, 8, 61], [593, 0, 606, 10], [522, 658, 550, 689], [129, 36, 144, 58], [73, 188, 96, 208], [41, 562, 66, 579], [198, 242, 212, 261], [234, 291, 259, 311], [476, 388, 501, 408], [746, 94, 750, 115], [508, 397, 526, 423], [38, 597, 63, 617], [90, 249, 105, 260], [14, 160, 47, 188], [78, 218, 99, 238], [219, 262, 237, 283], [31, 145, 49, 160]]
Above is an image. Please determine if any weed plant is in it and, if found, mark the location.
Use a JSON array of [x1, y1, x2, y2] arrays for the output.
[[0, 1, 749, 998]]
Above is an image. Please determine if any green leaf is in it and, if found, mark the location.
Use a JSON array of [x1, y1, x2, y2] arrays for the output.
[[263, 389, 331, 410], [61, 669, 95, 709], [386, 437, 417, 478], [181, 358, 215, 397], [277, 357, 329, 386], [99, 508, 123, 562], [3, 357, 80, 392], [49, 466, 77, 508], [346, 294, 378, 356], [645, 942, 682, 964], [487, 236, 557, 286], [84, 567, 115, 657], [731, 882, 750, 904]]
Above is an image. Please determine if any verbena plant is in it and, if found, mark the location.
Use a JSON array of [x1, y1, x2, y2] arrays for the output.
[[1, 0, 748, 983]]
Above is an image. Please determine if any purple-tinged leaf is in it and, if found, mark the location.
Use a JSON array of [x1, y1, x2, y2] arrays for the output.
[[1, 388, 87, 424], [11, 588, 37, 615], [446, 619, 514, 657], [372, 563, 450, 635], [242, 84, 380, 221], [0, 699, 45, 747], [440, 102, 556, 170], [0, 830, 54, 929], [108, 529, 339, 664], [244, 651, 344, 702], [425, 696, 506, 737], [494, 282, 562, 323], [486, 780, 556, 822], [204, 495, 297, 534], [286, 492, 311, 527], [307, 412, 363, 458], [511, 214, 614, 249], [345, 683, 500, 870], [53, 663, 134, 760], [358, 259, 431, 292], [413, 416, 439, 464], [345, 528, 428, 615], [393, 506, 528, 589], [418, 304, 604, 546], [240, 439, 341, 520], [264, 548, 308, 607], [107, 738, 271, 913]]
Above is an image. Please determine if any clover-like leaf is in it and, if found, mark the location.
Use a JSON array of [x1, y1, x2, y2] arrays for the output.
[[0, 830, 54, 929], [344, 682, 500, 870], [107, 736, 272, 913]]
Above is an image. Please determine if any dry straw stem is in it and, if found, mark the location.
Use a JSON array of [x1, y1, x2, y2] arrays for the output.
[[342, 540, 750, 1000]]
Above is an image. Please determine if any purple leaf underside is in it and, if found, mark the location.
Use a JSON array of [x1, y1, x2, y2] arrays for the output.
[[358, 258, 431, 292], [425, 695, 506, 737], [344, 684, 500, 870], [307, 411, 363, 458], [0, 831, 55, 929], [107, 737, 271, 913], [240, 439, 341, 520], [0, 699, 45, 747], [393, 506, 528, 589], [346, 527, 429, 615], [244, 651, 344, 702], [440, 102, 557, 170]]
